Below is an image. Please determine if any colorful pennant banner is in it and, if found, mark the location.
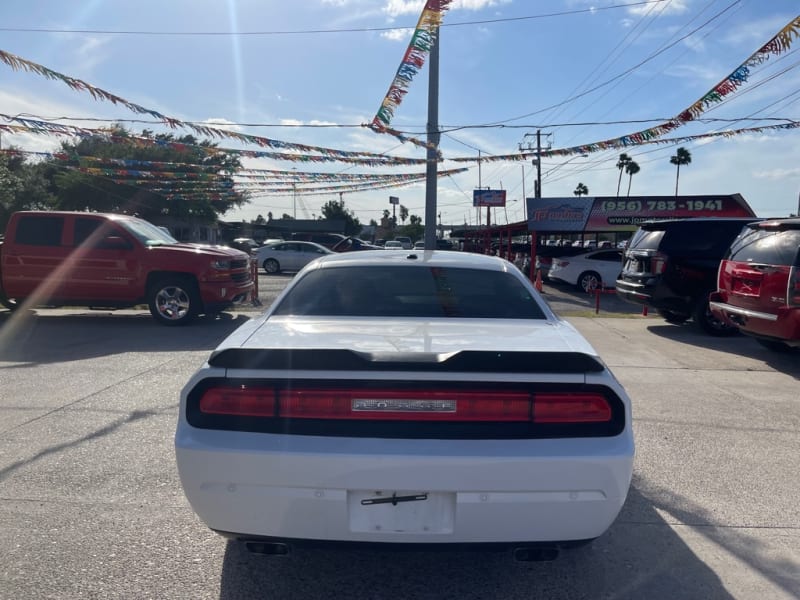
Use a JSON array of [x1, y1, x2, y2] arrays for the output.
[[0, 49, 427, 161], [367, 0, 453, 148]]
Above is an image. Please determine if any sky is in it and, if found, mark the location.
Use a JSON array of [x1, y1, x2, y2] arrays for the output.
[[0, 0, 798, 228]]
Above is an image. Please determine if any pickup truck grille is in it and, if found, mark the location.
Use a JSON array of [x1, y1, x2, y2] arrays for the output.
[[231, 259, 250, 270], [230, 271, 252, 284]]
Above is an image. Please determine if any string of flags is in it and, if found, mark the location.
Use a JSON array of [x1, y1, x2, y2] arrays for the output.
[[366, 0, 453, 149]]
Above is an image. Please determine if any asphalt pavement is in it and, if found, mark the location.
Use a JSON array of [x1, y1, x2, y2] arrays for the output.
[[0, 276, 797, 599]]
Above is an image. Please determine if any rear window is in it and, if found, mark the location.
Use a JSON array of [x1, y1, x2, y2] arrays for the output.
[[272, 266, 547, 319], [728, 228, 800, 266], [628, 228, 664, 251]]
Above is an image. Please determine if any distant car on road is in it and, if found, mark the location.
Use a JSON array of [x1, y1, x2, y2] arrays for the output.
[[547, 249, 623, 292], [175, 251, 634, 559], [384, 240, 404, 250], [253, 240, 333, 274]]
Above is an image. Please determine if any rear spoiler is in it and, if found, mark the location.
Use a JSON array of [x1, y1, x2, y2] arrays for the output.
[[208, 348, 605, 373]]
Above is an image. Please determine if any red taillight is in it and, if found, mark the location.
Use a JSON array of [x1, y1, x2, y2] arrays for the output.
[[199, 387, 276, 416], [533, 393, 612, 423], [650, 252, 667, 275], [790, 267, 800, 306], [198, 387, 613, 424]]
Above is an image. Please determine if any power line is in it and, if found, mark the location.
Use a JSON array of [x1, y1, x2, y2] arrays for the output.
[[0, 2, 667, 37]]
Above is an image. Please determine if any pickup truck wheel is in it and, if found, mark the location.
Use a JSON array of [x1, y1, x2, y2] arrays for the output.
[[148, 277, 201, 326], [693, 296, 738, 336], [0, 288, 20, 311], [263, 258, 280, 275]]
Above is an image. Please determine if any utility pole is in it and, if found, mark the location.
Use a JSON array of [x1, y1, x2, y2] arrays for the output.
[[423, 22, 441, 250], [519, 129, 552, 281]]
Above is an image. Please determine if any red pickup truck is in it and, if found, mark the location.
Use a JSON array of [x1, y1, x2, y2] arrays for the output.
[[0, 211, 254, 325]]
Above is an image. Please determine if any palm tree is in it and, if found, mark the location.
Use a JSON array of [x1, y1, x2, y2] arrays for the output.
[[625, 160, 640, 197], [670, 147, 692, 197], [573, 182, 589, 197], [615, 153, 631, 197]]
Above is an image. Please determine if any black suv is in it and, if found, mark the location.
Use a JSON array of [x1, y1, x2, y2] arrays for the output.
[[615, 218, 759, 335]]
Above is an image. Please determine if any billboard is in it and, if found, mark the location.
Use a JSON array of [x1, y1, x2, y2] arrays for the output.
[[473, 189, 507, 207], [526, 194, 756, 232]]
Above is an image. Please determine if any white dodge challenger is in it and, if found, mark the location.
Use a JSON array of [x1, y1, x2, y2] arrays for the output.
[[175, 250, 634, 560]]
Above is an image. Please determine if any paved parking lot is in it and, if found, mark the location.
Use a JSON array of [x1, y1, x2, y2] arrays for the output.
[[0, 276, 798, 599]]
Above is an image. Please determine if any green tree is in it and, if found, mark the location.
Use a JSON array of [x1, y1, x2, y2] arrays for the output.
[[573, 182, 589, 197], [49, 125, 247, 223], [670, 147, 692, 197], [0, 150, 57, 230], [615, 153, 631, 198], [320, 199, 361, 236], [625, 160, 640, 197]]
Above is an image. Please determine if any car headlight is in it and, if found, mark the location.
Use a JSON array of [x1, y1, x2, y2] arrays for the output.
[[211, 259, 231, 270]]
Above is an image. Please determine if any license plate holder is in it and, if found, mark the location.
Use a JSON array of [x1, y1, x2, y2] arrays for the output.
[[347, 490, 455, 534]]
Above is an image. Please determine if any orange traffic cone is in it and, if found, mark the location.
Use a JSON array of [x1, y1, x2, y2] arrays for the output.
[[534, 268, 543, 292]]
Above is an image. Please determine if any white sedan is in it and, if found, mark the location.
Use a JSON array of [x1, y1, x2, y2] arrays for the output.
[[547, 249, 624, 292], [253, 240, 333, 274], [175, 251, 634, 559]]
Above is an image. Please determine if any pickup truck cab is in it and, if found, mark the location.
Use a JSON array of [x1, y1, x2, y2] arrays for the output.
[[0, 211, 254, 325]]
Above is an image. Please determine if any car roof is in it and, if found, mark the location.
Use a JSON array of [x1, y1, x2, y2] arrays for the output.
[[303, 249, 516, 272], [750, 217, 800, 230], [639, 217, 761, 230]]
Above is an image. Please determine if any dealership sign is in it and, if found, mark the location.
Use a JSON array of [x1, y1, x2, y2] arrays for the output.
[[526, 194, 755, 232], [473, 189, 507, 207]]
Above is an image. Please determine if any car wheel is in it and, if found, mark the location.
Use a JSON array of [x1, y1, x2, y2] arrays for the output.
[[693, 297, 738, 336], [577, 271, 602, 293], [263, 258, 280, 274], [147, 276, 201, 326], [0, 289, 20, 311], [755, 338, 797, 353], [657, 309, 689, 324]]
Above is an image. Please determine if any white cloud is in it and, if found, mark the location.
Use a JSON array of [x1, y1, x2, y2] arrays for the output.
[[628, 0, 689, 16], [201, 118, 242, 132], [382, 0, 506, 18], [381, 28, 412, 41]]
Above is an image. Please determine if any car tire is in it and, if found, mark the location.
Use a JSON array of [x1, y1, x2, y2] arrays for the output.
[[577, 271, 602, 293], [657, 309, 689, 324], [0, 288, 20, 311], [755, 338, 797, 353], [147, 276, 201, 326], [263, 258, 280, 275], [693, 296, 738, 336]]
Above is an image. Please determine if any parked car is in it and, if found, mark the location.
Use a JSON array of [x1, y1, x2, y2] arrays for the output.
[[394, 236, 413, 249], [175, 251, 634, 559], [253, 240, 333, 274], [383, 240, 404, 250], [548, 249, 624, 292], [413, 240, 426, 250], [710, 218, 800, 352], [331, 237, 382, 252], [615, 218, 759, 335], [535, 245, 592, 279], [229, 237, 259, 254], [290, 232, 347, 249]]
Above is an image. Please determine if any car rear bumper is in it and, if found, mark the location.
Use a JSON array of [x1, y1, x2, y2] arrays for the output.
[[175, 430, 634, 544], [710, 297, 800, 343]]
